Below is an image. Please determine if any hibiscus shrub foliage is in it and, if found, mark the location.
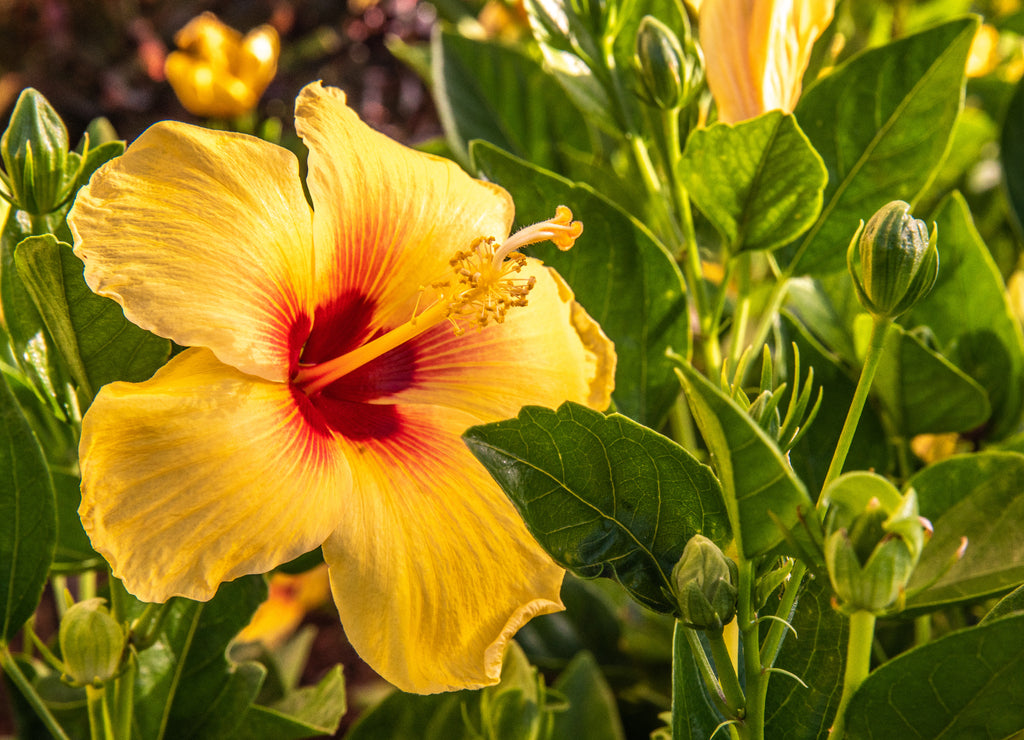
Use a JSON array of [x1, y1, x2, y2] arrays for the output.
[[5, 0, 1024, 739]]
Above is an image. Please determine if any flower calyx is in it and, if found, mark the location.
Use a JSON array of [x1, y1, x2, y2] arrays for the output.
[[58, 597, 128, 687], [671, 534, 739, 631], [822, 472, 929, 615]]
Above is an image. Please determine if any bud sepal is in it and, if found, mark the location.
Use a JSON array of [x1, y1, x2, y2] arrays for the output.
[[671, 535, 739, 630]]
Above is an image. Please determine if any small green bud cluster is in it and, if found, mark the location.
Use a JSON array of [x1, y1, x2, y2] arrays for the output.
[[823, 473, 929, 614], [847, 200, 938, 319], [1, 88, 85, 215], [58, 598, 127, 687], [634, 15, 704, 110], [671, 535, 738, 631]]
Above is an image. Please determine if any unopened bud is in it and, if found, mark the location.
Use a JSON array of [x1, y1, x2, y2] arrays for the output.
[[1, 88, 74, 215], [672, 535, 738, 630], [847, 201, 938, 319], [635, 16, 703, 110], [59, 598, 127, 686], [823, 473, 927, 614]]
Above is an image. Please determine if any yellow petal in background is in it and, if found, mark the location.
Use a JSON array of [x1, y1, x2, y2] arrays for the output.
[[294, 82, 515, 331], [320, 403, 564, 694], [79, 349, 351, 603], [701, 0, 834, 123], [68, 121, 314, 382]]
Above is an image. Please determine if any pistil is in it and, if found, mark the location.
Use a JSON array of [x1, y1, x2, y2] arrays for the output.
[[293, 207, 582, 397]]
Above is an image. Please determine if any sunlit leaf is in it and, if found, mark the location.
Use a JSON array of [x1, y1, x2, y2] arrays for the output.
[[232, 665, 346, 740], [464, 401, 729, 613]]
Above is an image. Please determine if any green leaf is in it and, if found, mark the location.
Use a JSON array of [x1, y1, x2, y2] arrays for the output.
[[431, 30, 589, 171], [550, 651, 625, 740], [843, 614, 1024, 739], [675, 360, 813, 559], [14, 234, 171, 400], [233, 665, 346, 740], [52, 471, 100, 572], [864, 317, 991, 436], [463, 402, 729, 613], [678, 111, 827, 254], [903, 192, 1024, 439], [905, 452, 1024, 611], [1, 209, 48, 364], [764, 577, 847, 740], [131, 576, 268, 740], [471, 141, 690, 427], [344, 689, 468, 740], [1001, 73, 1024, 235], [0, 370, 57, 642], [783, 17, 977, 276], [981, 583, 1024, 625]]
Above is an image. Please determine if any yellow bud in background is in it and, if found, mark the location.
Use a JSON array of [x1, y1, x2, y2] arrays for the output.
[[164, 12, 280, 118], [699, 0, 834, 123]]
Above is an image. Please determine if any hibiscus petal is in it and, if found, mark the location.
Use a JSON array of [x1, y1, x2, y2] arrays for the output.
[[381, 258, 616, 419], [293, 81, 515, 331], [320, 404, 563, 693], [79, 348, 350, 603], [68, 122, 314, 381]]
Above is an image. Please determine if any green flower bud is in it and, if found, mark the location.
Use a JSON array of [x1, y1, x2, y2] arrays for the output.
[[823, 473, 928, 614], [672, 535, 738, 630], [1, 88, 74, 215], [634, 15, 704, 110], [58, 598, 127, 686], [847, 200, 938, 319]]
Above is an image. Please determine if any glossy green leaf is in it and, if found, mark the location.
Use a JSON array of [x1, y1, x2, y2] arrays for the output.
[[843, 614, 1024, 739], [865, 318, 991, 436], [131, 576, 268, 740], [783, 18, 976, 276], [344, 688, 467, 740], [675, 360, 813, 558], [15, 234, 171, 399], [780, 312, 889, 497], [1, 209, 49, 366], [679, 111, 827, 253], [431, 29, 589, 171], [764, 577, 847, 740], [51, 470, 100, 573], [903, 192, 1024, 439], [472, 141, 691, 427], [463, 401, 729, 613], [550, 651, 625, 740], [232, 665, 346, 740], [905, 452, 1024, 611], [0, 370, 57, 643]]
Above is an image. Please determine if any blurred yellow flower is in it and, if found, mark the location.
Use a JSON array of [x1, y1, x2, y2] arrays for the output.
[[164, 12, 279, 118], [966, 24, 1000, 78], [238, 564, 332, 649], [700, 0, 834, 123], [68, 82, 615, 694]]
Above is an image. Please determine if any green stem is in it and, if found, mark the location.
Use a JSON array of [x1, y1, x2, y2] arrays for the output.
[[113, 654, 136, 740], [708, 628, 746, 718], [86, 683, 115, 740], [0, 644, 72, 740], [831, 610, 876, 740], [820, 316, 892, 495], [728, 254, 753, 369], [680, 622, 731, 717], [737, 559, 765, 740], [759, 561, 807, 668]]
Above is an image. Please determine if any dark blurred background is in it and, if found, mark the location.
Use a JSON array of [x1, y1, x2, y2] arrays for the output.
[[0, 0, 442, 146]]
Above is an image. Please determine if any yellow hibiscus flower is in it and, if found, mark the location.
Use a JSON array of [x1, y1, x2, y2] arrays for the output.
[[164, 12, 280, 118], [67, 81, 615, 694], [700, 0, 834, 124]]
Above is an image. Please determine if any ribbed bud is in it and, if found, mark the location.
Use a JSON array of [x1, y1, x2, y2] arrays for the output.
[[58, 598, 127, 687], [823, 473, 928, 614], [671, 535, 738, 630], [1, 88, 73, 214], [635, 15, 704, 110], [847, 201, 938, 319]]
